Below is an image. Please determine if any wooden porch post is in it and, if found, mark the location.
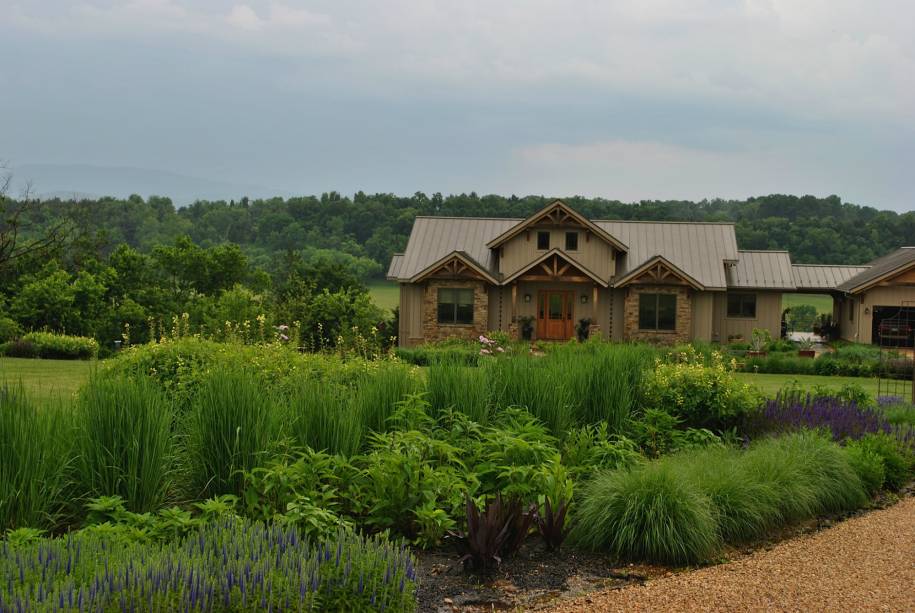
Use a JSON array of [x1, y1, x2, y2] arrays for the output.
[[511, 283, 518, 321]]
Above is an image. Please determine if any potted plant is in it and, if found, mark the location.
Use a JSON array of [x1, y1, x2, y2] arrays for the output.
[[518, 315, 535, 341], [747, 328, 771, 358], [797, 336, 816, 358], [576, 318, 592, 342]]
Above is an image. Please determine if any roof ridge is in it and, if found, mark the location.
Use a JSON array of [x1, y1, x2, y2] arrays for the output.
[[414, 215, 523, 221], [592, 219, 736, 226], [792, 263, 871, 268], [738, 249, 790, 253]]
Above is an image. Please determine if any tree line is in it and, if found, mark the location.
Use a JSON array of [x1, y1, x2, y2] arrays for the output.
[[1, 189, 912, 350]]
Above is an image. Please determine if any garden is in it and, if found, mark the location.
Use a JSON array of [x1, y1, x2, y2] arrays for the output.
[[1, 332, 913, 612]]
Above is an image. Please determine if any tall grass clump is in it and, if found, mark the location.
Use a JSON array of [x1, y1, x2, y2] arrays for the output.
[[487, 355, 575, 435], [572, 431, 871, 565], [676, 447, 781, 542], [553, 343, 655, 431], [287, 378, 363, 456], [353, 362, 419, 433], [0, 385, 73, 530], [426, 358, 491, 423], [75, 377, 174, 513], [186, 367, 283, 498], [744, 431, 866, 516], [571, 460, 719, 565]]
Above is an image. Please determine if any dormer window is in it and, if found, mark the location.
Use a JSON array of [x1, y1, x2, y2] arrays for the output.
[[565, 231, 579, 251], [537, 231, 550, 250]]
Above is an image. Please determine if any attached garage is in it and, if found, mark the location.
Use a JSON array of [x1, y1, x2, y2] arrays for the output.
[[834, 247, 915, 347]]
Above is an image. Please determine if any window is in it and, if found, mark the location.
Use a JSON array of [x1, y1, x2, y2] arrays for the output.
[[437, 288, 474, 324], [727, 293, 757, 318], [537, 231, 550, 250], [638, 293, 677, 331], [849, 299, 855, 322], [565, 231, 579, 251]]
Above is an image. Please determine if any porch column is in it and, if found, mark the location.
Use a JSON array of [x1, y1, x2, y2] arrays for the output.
[[510, 283, 520, 340], [590, 285, 601, 340]]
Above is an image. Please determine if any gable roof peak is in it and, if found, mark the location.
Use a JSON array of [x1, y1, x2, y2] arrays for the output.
[[485, 200, 628, 252]]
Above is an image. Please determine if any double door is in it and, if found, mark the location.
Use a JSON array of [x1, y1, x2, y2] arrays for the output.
[[537, 291, 574, 340]]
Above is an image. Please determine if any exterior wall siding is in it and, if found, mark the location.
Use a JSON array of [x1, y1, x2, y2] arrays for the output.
[[499, 228, 617, 279], [623, 285, 692, 344], [691, 292, 715, 342], [398, 284, 425, 347], [712, 291, 782, 342]]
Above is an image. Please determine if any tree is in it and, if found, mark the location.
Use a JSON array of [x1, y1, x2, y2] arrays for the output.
[[0, 163, 70, 270]]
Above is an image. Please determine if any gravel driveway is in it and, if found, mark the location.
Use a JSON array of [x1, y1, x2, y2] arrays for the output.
[[548, 496, 915, 613]]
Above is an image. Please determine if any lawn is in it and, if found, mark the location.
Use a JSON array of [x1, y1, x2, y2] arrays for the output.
[[367, 279, 399, 313], [0, 357, 95, 403], [782, 293, 833, 315], [734, 372, 881, 399]]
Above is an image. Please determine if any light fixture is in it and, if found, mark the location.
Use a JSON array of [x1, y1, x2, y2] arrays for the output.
[[523, 294, 532, 303], [580, 295, 588, 304]]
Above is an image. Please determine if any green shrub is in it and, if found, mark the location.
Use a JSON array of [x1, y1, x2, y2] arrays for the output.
[[643, 347, 760, 430], [185, 367, 284, 498], [0, 316, 21, 343], [843, 443, 886, 495], [0, 385, 73, 530], [74, 377, 174, 513], [571, 460, 719, 565], [0, 339, 36, 358], [851, 433, 912, 490], [18, 331, 99, 359]]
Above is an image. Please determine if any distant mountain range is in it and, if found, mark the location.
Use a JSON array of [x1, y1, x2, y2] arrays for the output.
[[9, 163, 289, 206]]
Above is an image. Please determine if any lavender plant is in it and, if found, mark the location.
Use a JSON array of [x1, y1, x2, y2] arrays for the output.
[[0, 518, 417, 612], [751, 392, 892, 442]]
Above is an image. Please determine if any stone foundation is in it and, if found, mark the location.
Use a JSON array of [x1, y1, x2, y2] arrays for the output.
[[623, 285, 692, 344], [422, 280, 489, 343]]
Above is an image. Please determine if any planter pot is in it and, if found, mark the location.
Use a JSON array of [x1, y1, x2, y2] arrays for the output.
[[798, 350, 816, 358], [747, 351, 768, 358], [521, 327, 533, 341]]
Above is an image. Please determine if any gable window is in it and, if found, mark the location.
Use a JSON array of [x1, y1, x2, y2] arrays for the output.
[[537, 231, 550, 250], [437, 288, 474, 325], [638, 293, 677, 331], [727, 293, 757, 318], [565, 231, 579, 251]]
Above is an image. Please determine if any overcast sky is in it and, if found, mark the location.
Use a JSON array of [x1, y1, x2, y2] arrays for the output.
[[2, 0, 914, 210]]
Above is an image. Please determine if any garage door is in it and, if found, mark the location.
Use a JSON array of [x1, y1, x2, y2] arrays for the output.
[[872, 306, 915, 348]]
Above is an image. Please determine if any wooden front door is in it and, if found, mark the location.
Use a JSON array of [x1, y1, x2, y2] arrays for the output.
[[537, 291, 575, 340]]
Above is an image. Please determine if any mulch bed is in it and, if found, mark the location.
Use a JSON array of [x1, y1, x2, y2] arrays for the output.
[[415, 540, 653, 612], [415, 486, 913, 612]]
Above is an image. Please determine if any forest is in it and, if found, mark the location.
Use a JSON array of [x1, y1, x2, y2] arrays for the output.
[[1, 190, 913, 350]]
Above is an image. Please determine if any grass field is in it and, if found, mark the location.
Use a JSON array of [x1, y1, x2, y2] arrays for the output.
[[0, 357, 95, 403], [782, 293, 833, 315], [734, 372, 881, 399], [367, 280, 399, 313]]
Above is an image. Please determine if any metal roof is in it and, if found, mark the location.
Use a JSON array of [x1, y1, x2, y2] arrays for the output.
[[386, 254, 404, 280], [837, 247, 915, 293], [727, 250, 796, 290], [791, 264, 870, 290], [392, 216, 518, 281], [595, 220, 739, 290]]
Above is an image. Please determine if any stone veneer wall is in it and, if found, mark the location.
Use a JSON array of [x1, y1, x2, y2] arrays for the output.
[[422, 280, 489, 343], [623, 285, 692, 344]]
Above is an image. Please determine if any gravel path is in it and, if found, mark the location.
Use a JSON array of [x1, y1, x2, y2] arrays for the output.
[[548, 497, 915, 613]]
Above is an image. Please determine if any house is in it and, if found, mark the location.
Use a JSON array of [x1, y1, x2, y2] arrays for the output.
[[387, 200, 915, 348]]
